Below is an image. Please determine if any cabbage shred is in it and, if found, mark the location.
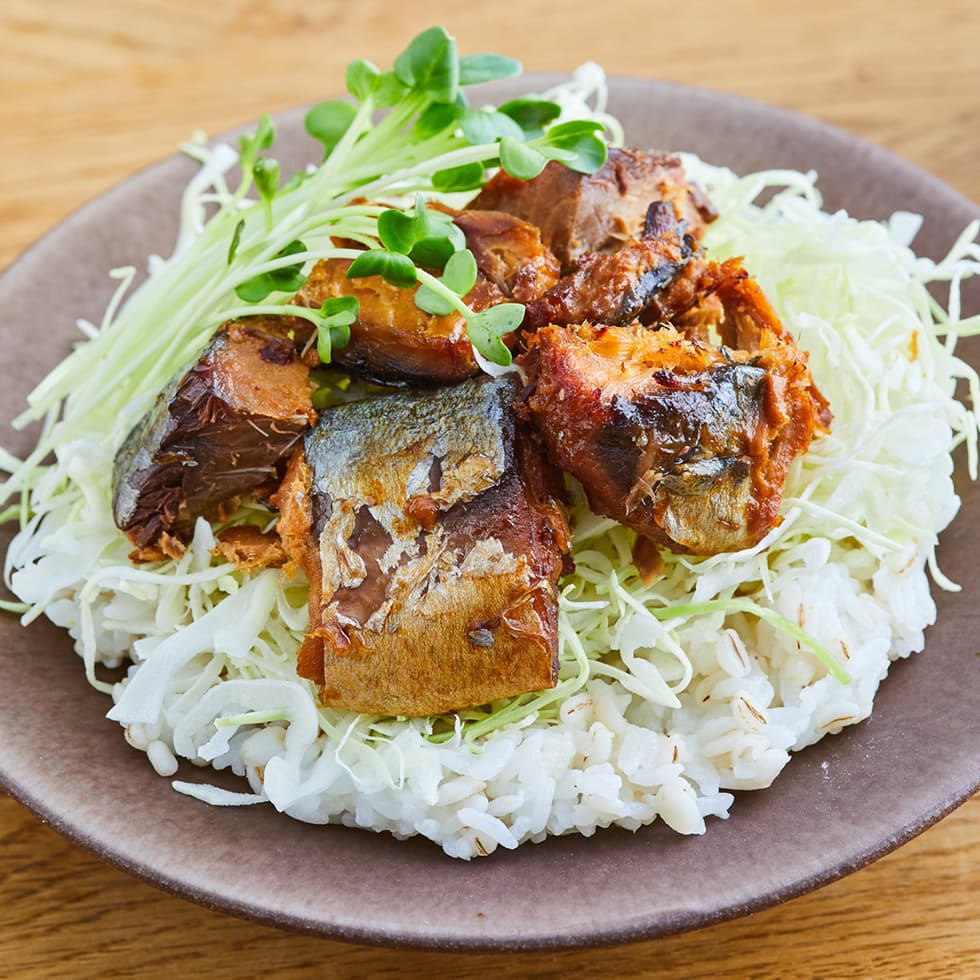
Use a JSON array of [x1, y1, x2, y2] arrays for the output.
[[2, 41, 979, 856]]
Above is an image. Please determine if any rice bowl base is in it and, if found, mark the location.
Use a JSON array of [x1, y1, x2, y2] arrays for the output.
[[0, 76, 978, 949]]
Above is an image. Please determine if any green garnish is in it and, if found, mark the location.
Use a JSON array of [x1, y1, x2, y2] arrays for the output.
[[226, 218, 245, 266], [304, 100, 359, 160], [8, 25, 609, 490], [498, 97, 563, 137], [457, 53, 521, 86], [234, 240, 309, 302], [221, 25, 608, 368], [315, 296, 359, 363], [346, 249, 418, 289], [415, 249, 477, 315], [431, 162, 485, 193], [251, 157, 281, 230]]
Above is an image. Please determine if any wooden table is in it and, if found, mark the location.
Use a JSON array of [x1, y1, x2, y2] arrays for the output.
[[2, 2, 978, 976]]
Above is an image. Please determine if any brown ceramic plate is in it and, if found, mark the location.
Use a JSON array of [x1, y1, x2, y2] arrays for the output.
[[1, 77, 978, 951]]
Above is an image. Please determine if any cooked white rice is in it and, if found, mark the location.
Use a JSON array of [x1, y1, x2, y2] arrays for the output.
[[3, 89, 979, 859]]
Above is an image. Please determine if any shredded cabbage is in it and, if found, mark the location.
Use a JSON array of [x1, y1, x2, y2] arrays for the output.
[[1, 65, 977, 857]]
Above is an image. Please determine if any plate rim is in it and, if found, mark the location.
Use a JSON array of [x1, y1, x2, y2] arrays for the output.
[[1, 73, 978, 952]]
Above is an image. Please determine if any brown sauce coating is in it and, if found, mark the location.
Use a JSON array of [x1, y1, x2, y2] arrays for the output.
[[521, 306, 829, 555], [275, 376, 571, 716], [110, 145, 834, 717], [292, 258, 502, 385], [450, 209, 561, 303], [112, 318, 314, 559], [471, 147, 716, 270], [522, 202, 694, 331]]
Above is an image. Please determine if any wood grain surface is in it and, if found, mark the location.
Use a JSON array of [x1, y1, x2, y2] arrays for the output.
[[1, 2, 978, 977]]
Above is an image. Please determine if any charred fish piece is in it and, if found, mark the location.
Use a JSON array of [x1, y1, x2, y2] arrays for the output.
[[113, 318, 314, 560], [292, 258, 505, 386], [521, 202, 694, 332], [471, 147, 717, 271], [274, 375, 570, 717], [521, 321, 829, 555]]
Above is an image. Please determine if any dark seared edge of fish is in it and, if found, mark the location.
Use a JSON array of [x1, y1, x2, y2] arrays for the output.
[[521, 322, 826, 555], [274, 375, 571, 717], [112, 319, 314, 559], [521, 202, 695, 332], [471, 146, 717, 270]]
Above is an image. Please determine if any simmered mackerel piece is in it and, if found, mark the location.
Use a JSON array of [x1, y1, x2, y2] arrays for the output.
[[293, 211, 560, 385], [471, 147, 717, 270], [522, 322, 829, 555], [112, 318, 314, 560], [276, 376, 570, 717], [293, 259, 504, 385], [451, 209, 561, 303], [521, 202, 694, 331]]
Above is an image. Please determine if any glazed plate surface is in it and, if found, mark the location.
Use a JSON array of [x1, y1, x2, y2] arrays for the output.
[[1, 76, 978, 950]]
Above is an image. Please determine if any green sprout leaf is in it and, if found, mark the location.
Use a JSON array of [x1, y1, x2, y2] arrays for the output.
[[499, 137, 549, 180], [466, 304, 523, 365], [409, 192, 440, 240], [239, 114, 275, 173], [498, 121, 608, 181], [377, 209, 418, 254], [413, 101, 464, 139], [316, 296, 358, 363], [319, 296, 359, 324], [255, 112, 276, 150], [410, 235, 457, 269], [235, 240, 308, 302], [537, 120, 608, 173], [254, 114, 275, 150], [432, 213, 467, 249], [237, 116, 274, 187], [410, 206, 465, 267], [346, 58, 380, 102], [432, 162, 486, 192], [252, 157, 280, 200], [442, 248, 477, 296], [347, 249, 418, 289], [305, 100, 358, 159], [414, 285, 457, 316], [392, 26, 459, 103], [235, 278, 272, 303], [252, 157, 280, 229], [458, 53, 521, 86], [376, 196, 463, 267], [226, 218, 245, 266], [498, 97, 561, 138], [370, 70, 411, 108], [460, 109, 524, 146], [414, 248, 478, 315]]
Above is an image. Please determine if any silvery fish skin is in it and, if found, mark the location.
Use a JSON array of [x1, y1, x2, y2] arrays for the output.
[[522, 319, 828, 555], [610, 364, 767, 555], [278, 375, 570, 717]]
